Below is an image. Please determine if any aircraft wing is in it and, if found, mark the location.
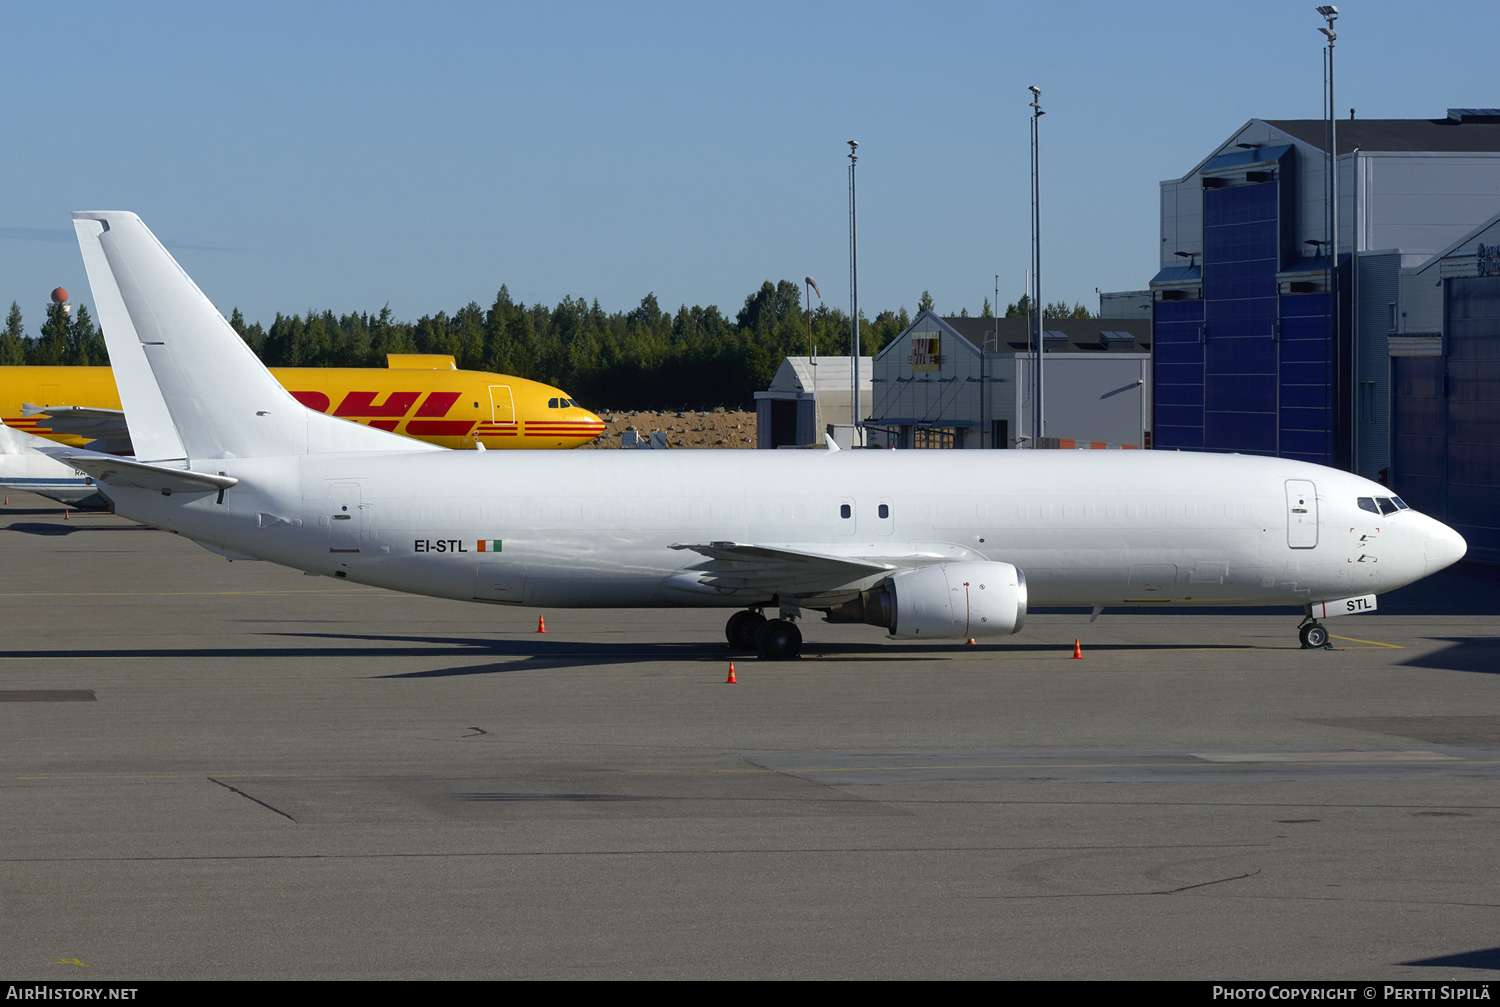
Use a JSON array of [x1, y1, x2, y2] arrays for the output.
[[670, 541, 894, 595], [21, 403, 134, 454], [55, 452, 237, 495]]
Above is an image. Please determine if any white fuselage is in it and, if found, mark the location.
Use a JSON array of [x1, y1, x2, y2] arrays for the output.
[[101, 448, 1464, 612]]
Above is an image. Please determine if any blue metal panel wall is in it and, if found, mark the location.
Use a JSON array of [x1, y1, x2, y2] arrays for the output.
[[1391, 355, 1447, 517], [1152, 299, 1205, 449], [1445, 276, 1500, 563], [1202, 183, 1279, 455], [1278, 292, 1333, 465], [1355, 253, 1399, 480]]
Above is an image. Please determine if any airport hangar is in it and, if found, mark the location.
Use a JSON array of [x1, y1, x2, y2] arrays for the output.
[[754, 313, 1152, 451], [1146, 108, 1500, 484], [1388, 208, 1500, 564]]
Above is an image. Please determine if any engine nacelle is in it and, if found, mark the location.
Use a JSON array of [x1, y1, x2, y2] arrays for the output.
[[826, 561, 1027, 639]]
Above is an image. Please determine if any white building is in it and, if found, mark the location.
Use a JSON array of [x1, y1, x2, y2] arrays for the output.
[[754, 356, 872, 448]]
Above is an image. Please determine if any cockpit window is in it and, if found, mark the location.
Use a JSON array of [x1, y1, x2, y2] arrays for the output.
[[1392, 496, 1409, 510], [1357, 497, 1379, 514], [1376, 497, 1398, 515], [547, 397, 560, 408]]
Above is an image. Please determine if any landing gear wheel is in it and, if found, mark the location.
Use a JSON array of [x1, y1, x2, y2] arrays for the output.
[[725, 610, 766, 651], [755, 619, 802, 660], [1299, 622, 1328, 649]]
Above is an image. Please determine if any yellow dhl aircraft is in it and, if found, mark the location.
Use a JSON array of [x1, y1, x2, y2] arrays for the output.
[[1, 354, 605, 454]]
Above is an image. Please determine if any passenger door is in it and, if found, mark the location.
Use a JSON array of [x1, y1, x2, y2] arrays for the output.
[[1285, 480, 1318, 549], [489, 385, 515, 424], [328, 482, 363, 553]]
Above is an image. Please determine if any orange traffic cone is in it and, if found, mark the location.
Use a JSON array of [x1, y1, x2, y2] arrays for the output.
[[64, 509, 69, 520], [1072, 639, 1082, 659], [536, 614, 547, 633], [726, 662, 737, 684]]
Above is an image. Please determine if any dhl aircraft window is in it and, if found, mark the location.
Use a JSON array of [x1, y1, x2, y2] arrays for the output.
[[548, 398, 560, 408], [1357, 497, 1378, 514]]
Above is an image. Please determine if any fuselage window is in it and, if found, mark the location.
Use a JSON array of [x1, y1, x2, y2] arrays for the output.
[[878, 504, 889, 519], [1376, 497, 1398, 515], [840, 504, 852, 519], [1357, 497, 1379, 514]]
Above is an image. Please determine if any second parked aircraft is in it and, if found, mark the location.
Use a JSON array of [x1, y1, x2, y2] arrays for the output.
[[0, 356, 605, 455]]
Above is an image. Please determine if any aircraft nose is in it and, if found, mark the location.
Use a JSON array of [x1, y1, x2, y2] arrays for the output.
[[1424, 519, 1467, 576]]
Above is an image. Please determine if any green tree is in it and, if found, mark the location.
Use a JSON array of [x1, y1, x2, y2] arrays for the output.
[[917, 290, 935, 313], [981, 297, 993, 318], [0, 302, 25, 365], [1045, 300, 1093, 319], [229, 307, 266, 356], [32, 303, 70, 365], [66, 305, 107, 365], [1004, 294, 1034, 318]]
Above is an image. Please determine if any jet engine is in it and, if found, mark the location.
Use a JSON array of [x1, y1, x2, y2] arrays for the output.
[[825, 561, 1027, 639]]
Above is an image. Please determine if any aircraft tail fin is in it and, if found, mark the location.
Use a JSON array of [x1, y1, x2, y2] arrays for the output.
[[70, 212, 434, 461]]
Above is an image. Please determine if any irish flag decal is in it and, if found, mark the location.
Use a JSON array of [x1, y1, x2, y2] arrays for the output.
[[477, 539, 502, 552]]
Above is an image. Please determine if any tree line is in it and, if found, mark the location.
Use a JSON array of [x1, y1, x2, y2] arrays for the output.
[[0, 284, 1093, 410]]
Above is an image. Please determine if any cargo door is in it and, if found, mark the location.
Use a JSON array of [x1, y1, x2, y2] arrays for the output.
[[328, 482, 363, 553], [1286, 479, 1318, 549]]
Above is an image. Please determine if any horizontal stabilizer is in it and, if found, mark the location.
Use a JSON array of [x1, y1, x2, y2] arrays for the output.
[[58, 453, 237, 495], [22, 404, 133, 453], [670, 541, 892, 594]]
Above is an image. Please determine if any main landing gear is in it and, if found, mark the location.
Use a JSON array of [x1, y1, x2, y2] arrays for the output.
[[725, 608, 803, 660], [1298, 618, 1329, 649]]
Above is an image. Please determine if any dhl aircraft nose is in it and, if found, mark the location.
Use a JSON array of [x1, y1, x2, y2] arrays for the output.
[[1424, 518, 1467, 576]]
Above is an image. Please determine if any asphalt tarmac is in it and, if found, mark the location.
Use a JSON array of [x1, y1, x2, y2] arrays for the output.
[[2, 493, 1498, 980]]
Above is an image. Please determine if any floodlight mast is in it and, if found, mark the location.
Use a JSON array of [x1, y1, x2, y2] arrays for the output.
[[847, 140, 861, 445], [806, 276, 823, 443], [1028, 87, 1045, 447], [1318, 5, 1341, 468]]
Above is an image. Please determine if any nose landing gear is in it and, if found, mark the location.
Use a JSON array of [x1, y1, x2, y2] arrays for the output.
[[1298, 618, 1329, 649]]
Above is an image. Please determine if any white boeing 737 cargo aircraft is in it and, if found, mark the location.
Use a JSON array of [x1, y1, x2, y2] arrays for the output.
[[55, 212, 1466, 658]]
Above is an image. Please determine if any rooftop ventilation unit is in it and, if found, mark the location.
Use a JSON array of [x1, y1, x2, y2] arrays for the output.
[[1447, 109, 1500, 124]]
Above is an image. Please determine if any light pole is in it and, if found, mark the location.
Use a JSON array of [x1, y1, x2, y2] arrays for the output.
[[806, 276, 823, 443], [1029, 86, 1045, 447], [847, 140, 861, 445], [1317, 5, 1340, 467]]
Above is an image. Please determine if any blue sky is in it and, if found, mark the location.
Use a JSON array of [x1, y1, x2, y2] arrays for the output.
[[2, 1, 1496, 331]]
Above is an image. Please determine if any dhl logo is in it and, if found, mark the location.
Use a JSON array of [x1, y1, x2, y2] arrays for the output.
[[291, 390, 478, 436], [289, 391, 606, 441]]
